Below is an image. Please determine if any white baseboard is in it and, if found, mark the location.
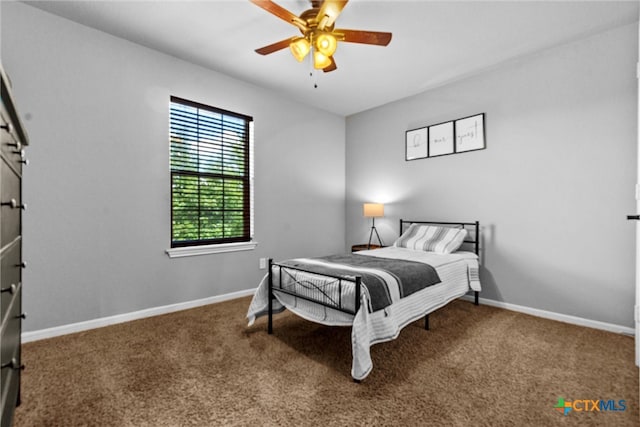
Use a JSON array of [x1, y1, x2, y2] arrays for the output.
[[23, 289, 634, 343], [462, 294, 635, 336], [22, 288, 256, 343]]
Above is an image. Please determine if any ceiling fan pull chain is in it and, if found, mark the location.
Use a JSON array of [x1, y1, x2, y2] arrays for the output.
[[308, 49, 318, 89]]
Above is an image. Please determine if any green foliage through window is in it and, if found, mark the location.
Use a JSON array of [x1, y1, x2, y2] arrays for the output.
[[170, 96, 253, 247]]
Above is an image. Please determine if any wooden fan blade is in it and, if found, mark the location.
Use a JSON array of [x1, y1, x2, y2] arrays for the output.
[[323, 56, 337, 72], [316, 0, 348, 31], [255, 37, 295, 55], [250, 0, 308, 31], [335, 29, 392, 46]]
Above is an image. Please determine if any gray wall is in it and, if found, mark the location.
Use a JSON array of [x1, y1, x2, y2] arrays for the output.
[[2, 2, 346, 332], [346, 23, 638, 328]]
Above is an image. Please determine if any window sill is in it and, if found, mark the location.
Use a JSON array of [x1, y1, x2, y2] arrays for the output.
[[166, 241, 258, 258]]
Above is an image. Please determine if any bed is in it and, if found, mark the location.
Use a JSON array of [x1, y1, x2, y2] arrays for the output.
[[246, 220, 481, 381]]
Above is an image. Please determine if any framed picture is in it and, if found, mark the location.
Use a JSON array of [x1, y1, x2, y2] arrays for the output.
[[405, 127, 428, 161], [455, 113, 485, 153], [428, 121, 454, 157]]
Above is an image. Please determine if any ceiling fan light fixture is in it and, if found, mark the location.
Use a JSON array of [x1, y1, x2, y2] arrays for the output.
[[290, 37, 311, 62], [313, 50, 332, 69], [315, 32, 337, 57], [252, 0, 392, 74]]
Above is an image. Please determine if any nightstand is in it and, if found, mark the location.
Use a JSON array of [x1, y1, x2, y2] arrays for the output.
[[352, 244, 383, 252]]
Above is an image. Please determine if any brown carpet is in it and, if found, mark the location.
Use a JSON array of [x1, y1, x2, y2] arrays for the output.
[[13, 296, 638, 426]]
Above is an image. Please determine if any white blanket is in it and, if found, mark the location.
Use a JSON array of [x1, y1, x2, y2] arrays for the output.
[[246, 247, 481, 380]]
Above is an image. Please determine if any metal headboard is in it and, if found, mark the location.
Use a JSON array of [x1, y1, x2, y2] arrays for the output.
[[399, 219, 480, 255]]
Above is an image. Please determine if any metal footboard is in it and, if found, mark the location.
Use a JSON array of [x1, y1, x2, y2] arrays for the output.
[[267, 258, 361, 335]]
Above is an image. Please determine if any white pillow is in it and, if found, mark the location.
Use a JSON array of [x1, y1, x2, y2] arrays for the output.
[[394, 224, 467, 254]]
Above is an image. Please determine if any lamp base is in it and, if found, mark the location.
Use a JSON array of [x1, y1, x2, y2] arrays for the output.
[[367, 225, 383, 249]]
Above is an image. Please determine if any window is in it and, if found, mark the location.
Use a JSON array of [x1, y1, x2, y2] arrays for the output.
[[170, 96, 253, 248]]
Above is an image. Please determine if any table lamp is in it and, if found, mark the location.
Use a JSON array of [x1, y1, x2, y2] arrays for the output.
[[363, 203, 384, 249]]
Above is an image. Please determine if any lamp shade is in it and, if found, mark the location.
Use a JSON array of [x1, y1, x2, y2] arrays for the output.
[[315, 33, 337, 57], [363, 203, 384, 218], [313, 50, 332, 69], [290, 37, 310, 62]]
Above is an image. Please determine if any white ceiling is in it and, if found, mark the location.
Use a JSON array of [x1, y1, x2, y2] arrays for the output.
[[23, 0, 640, 116]]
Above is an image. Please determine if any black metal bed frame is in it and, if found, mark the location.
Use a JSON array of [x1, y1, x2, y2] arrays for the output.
[[267, 219, 481, 335]]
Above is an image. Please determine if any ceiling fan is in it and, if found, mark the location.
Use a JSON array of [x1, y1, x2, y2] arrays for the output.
[[250, 0, 392, 73]]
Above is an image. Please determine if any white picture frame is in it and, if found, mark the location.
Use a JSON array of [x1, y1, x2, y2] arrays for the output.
[[428, 121, 454, 157], [405, 127, 428, 161], [455, 113, 485, 153]]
